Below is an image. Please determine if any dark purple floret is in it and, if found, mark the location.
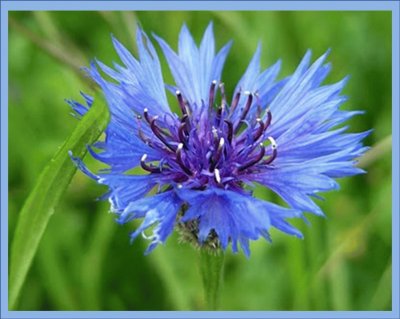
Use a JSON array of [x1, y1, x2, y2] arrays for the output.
[[136, 85, 277, 192]]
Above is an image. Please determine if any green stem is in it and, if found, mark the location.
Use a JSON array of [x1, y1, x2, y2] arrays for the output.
[[200, 248, 225, 310]]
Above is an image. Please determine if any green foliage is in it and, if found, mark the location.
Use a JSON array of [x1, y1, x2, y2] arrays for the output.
[[9, 93, 109, 309], [8, 11, 392, 310]]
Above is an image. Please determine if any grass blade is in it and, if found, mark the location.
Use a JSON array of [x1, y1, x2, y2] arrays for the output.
[[9, 97, 109, 309]]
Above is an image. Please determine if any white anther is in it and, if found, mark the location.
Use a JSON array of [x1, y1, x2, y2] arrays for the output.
[[219, 82, 225, 88], [144, 108, 148, 113], [219, 137, 225, 148], [141, 154, 148, 162], [176, 90, 181, 95], [212, 80, 218, 85], [212, 127, 218, 139], [177, 143, 184, 151], [256, 118, 262, 123], [177, 183, 183, 189], [244, 90, 251, 95], [214, 168, 221, 184], [268, 136, 277, 149]]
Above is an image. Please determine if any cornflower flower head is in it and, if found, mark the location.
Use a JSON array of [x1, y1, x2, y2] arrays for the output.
[[69, 23, 370, 257]]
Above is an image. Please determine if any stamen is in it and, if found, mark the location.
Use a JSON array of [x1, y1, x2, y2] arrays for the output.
[[224, 120, 233, 144], [180, 113, 191, 132], [136, 115, 151, 145], [268, 136, 277, 149], [214, 168, 222, 184], [180, 114, 188, 123], [209, 80, 217, 109], [254, 92, 262, 118], [238, 143, 266, 171], [256, 105, 262, 119], [176, 90, 188, 116], [176, 143, 193, 176], [210, 137, 225, 171], [253, 118, 265, 141], [216, 84, 226, 127], [212, 126, 219, 144], [140, 154, 161, 173], [178, 122, 188, 147], [264, 108, 272, 131], [143, 108, 151, 124], [219, 82, 227, 107], [230, 90, 241, 115], [150, 117, 176, 152], [138, 128, 151, 145], [216, 106, 223, 126], [218, 137, 225, 151], [263, 136, 277, 165], [234, 92, 253, 134]]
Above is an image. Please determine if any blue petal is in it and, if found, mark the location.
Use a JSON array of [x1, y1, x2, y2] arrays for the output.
[[97, 173, 157, 213], [111, 34, 140, 72], [211, 40, 233, 86], [230, 45, 283, 122], [65, 91, 93, 118], [69, 151, 99, 180], [92, 31, 171, 115], [234, 42, 262, 94], [119, 191, 182, 253], [135, 28, 170, 113], [270, 77, 348, 139], [178, 24, 201, 103], [70, 151, 159, 213], [269, 50, 330, 123], [177, 187, 302, 257], [84, 62, 163, 172], [199, 22, 216, 95], [253, 166, 340, 216], [154, 23, 231, 112]]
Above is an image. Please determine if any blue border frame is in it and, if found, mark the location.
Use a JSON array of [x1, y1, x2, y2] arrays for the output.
[[1, 1, 399, 319]]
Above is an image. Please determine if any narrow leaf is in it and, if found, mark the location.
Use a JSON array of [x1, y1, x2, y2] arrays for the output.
[[9, 97, 109, 309]]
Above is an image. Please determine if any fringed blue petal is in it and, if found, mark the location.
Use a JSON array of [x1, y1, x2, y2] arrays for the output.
[[97, 173, 157, 213], [269, 49, 331, 125], [119, 191, 182, 254], [234, 42, 262, 94], [230, 46, 283, 122], [69, 151, 99, 180], [84, 61, 164, 172], [177, 187, 302, 257], [65, 91, 93, 118], [154, 23, 231, 112], [254, 165, 342, 216]]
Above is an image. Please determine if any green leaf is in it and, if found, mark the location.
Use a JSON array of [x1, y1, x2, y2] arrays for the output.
[[9, 97, 109, 309]]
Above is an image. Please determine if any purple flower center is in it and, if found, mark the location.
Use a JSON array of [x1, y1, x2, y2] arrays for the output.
[[137, 81, 277, 191]]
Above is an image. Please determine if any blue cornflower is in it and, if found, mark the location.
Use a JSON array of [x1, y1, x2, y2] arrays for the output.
[[69, 23, 370, 257]]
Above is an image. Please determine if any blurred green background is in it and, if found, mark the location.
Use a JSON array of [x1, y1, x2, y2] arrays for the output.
[[8, 11, 392, 310]]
